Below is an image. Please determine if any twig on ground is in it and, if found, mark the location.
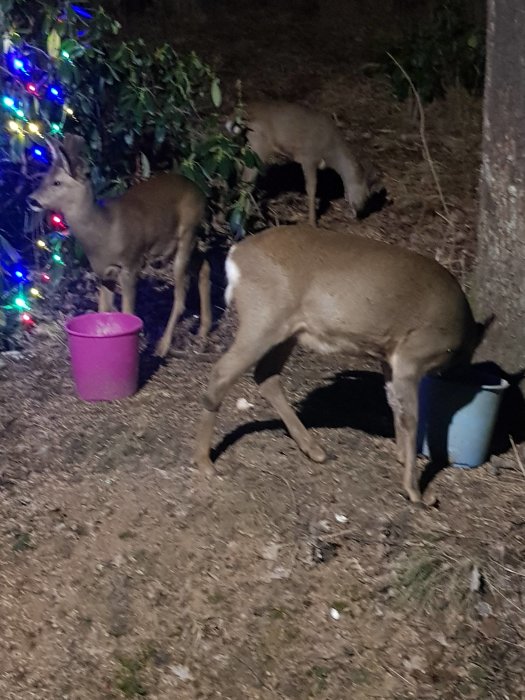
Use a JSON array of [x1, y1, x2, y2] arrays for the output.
[[489, 560, 525, 578], [230, 652, 284, 697], [509, 436, 525, 478], [383, 664, 416, 688], [259, 467, 300, 570], [485, 569, 525, 615]]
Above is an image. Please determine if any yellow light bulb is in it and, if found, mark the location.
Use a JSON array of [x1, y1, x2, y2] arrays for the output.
[[30, 287, 41, 298], [36, 239, 46, 248], [64, 106, 73, 116], [28, 122, 40, 134], [7, 120, 20, 132]]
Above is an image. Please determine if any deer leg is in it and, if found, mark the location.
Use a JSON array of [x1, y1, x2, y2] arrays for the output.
[[156, 228, 194, 357], [98, 285, 115, 312], [119, 268, 138, 315], [300, 160, 318, 227], [382, 361, 405, 464], [197, 259, 212, 339], [254, 339, 327, 462], [389, 359, 422, 503], [194, 329, 287, 476]]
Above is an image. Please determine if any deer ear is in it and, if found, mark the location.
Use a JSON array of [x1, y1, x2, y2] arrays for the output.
[[45, 137, 73, 176], [45, 137, 61, 164], [61, 134, 89, 180]]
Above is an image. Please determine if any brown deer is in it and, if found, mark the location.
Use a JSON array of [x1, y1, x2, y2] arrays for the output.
[[194, 225, 488, 504], [28, 135, 211, 357], [228, 101, 384, 226]]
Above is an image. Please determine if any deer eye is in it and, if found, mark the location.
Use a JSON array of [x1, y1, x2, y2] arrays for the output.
[[53, 180, 61, 186]]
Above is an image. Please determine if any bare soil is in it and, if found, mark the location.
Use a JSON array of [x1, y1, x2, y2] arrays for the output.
[[1, 2, 524, 699]]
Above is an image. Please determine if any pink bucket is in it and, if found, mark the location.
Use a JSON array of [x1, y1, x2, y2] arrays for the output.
[[65, 312, 143, 401]]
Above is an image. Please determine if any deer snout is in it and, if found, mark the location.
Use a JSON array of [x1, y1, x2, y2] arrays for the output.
[[28, 196, 44, 212]]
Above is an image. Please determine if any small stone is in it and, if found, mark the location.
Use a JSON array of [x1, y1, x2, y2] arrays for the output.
[[260, 542, 280, 561], [403, 654, 426, 673], [269, 566, 291, 580], [171, 664, 193, 681], [476, 601, 493, 618], [112, 554, 125, 568], [236, 397, 254, 411], [469, 565, 481, 592]]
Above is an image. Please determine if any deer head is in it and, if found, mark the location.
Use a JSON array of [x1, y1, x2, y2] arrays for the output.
[[28, 134, 90, 213]]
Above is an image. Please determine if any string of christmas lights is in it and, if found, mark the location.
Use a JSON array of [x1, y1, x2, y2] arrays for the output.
[[0, 3, 91, 333]]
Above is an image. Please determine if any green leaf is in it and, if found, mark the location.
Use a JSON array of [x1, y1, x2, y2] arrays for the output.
[[210, 78, 222, 108]]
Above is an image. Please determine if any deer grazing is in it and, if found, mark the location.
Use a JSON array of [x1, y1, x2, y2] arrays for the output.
[[194, 225, 488, 503], [228, 101, 385, 226], [28, 135, 211, 357]]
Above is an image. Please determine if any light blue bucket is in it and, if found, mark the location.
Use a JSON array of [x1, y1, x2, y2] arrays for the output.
[[417, 369, 509, 468]]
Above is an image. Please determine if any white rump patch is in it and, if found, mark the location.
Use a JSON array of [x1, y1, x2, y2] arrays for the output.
[[225, 248, 240, 306]]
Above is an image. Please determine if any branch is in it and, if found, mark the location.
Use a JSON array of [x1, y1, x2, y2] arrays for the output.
[[386, 52, 452, 224]]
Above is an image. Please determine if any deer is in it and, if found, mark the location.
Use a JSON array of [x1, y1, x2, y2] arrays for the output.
[[194, 225, 489, 504], [28, 134, 212, 357], [228, 101, 385, 227]]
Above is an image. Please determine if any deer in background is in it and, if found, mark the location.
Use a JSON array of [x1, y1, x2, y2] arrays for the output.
[[228, 101, 385, 226], [28, 135, 212, 357], [194, 225, 489, 504]]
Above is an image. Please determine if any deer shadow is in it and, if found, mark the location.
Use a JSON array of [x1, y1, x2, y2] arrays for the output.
[[211, 363, 525, 495], [257, 163, 387, 222], [212, 369, 394, 460], [133, 245, 229, 387]]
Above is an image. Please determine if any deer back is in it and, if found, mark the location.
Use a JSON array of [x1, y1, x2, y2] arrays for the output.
[[226, 225, 478, 365]]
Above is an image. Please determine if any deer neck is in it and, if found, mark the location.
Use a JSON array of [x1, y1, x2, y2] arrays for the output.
[[61, 185, 112, 257]]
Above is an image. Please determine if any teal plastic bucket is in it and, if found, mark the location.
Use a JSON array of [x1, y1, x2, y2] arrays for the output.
[[417, 369, 509, 468]]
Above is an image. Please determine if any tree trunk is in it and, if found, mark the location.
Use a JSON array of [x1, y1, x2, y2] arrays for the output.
[[475, 0, 525, 372]]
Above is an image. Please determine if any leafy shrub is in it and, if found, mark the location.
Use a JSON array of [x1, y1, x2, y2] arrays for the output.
[[386, 0, 485, 103], [0, 0, 256, 347], [3, 0, 256, 232]]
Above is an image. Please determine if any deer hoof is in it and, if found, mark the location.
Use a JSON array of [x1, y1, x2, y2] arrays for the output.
[[304, 441, 328, 463], [194, 456, 216, 478], [407, 490, 422, 504], [155, 337, 171, 358], [423, 490, 439, 508]]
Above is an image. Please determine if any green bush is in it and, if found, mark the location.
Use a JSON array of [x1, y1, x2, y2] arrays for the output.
[[386, 0, 485, 103], [30, 2, 253, 216], [0, 0, 256, 347]]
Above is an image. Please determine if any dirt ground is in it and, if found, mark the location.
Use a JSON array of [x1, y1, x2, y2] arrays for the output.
[[1, 2, 525, 699]]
